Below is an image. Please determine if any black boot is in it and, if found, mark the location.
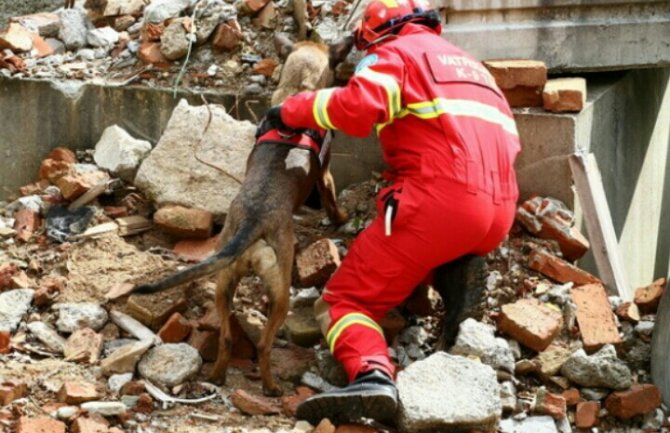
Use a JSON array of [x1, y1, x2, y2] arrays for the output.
[[296, 369, 398, 425]]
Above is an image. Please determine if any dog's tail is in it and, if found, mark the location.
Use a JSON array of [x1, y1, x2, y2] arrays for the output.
[[133, 220, 259, 294]]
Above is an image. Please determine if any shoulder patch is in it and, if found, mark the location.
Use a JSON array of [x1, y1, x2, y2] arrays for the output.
[[355, 54, 379, 73]]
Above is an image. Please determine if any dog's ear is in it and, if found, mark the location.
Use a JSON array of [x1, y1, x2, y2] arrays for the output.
[[329, 35, 354, 70], [274, 33, 296, 60]]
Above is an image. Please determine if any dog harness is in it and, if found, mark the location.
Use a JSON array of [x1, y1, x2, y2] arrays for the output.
[[255, 128, 333, 167]]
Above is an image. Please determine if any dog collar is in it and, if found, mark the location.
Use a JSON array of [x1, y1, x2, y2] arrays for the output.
[[255, 128, 332, 167]]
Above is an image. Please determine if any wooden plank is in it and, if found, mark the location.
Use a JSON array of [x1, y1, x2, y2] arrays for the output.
[[569, 152, 633, 300]]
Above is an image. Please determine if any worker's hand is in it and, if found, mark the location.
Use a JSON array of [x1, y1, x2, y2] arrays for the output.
[[256, 105, 289, 138]]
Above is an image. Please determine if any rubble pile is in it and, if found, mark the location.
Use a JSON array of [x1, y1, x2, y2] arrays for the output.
[[0, 0, 355, 94]]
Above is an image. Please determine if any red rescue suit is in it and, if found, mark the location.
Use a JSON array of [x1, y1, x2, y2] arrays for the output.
[[282, 23, 521, 381]]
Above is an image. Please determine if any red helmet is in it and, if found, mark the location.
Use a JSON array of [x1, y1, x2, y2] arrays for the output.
[[353, 0, 440, 50]]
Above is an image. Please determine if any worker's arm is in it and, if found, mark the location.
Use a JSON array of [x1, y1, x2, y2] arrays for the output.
[[281, 49, 405, 137]]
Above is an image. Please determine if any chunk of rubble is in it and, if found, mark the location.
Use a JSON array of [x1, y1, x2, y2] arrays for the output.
[[144, 0, 196, 23], [92, 125, 152, 182], [605, 384, 662, 419], [499, 416, 558, 433], [570, 283, 621, 351], [16, 417, 66, 433], [450, 318, 515, 373], [561, 345, 632, 390], [108, 373, 134, 394], [55, 303, 109, 333], [135, 99, 255, 218], [497, 298, 563, 352], [296, 238, 341, 287], [64, 328, 103, 363], [80, 401, 127, 416], [230, 389, 282, 415], [11, 13, 60, 38], [0, 23, 34, 53], [284, 307, 322, 348], [528, 248, 600, 285], [100, 339, 153, 375], [138, 343, 202, 388], [634, 278, 665, 314], [160, 18, 190, 61], [27, 321, 66, 353], [58, 382, 100, 404], [0, 288, 35, 332], [87, 26, 119, 48], [58, 9, 91, 51], [397, 352, 501, 432]]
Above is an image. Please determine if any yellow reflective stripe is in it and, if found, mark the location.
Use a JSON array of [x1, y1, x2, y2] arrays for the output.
[[356, 68, 402, 123], [405, 98, 519, 136], [327, 313, 384, 353], [313, 88, 336, 130], [379, 0, 398, 6]]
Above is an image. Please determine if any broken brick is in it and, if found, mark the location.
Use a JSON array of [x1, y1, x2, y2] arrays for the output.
[[58, 382, 100, 404], [141, 22, 164, 42], [314, 418, 336, 433], [16, 417, 66, 433], [55, 174, 90, 201], [126, 291, 188, 330], [19, 180, 49, 196], [120, 381, 146, 396], [501, 86, 544, 108], [252, 58, 278, 77], [173, 235, 220, 262], [527, 247, 600, 285], [188, 329, 219, 362], [571, 283, 621, 351], [240, 0, 272, 13], [158, 312, 193, 343], [534, 389, 566, 419], [138, 42, 170, 68], [616, 302, 641, 323], [71, 415, 109, 433], [498, 298, 563, 352], [47, 147, 76, 163], [103, 206, 128, 219], [0, 380, 28, 405], [64, 328, 103, 364], [605, 384, 662, 420], [134, 392, 154, 414], [212, 21, 242, 52], [483, 59, 548, 89], [14, 209, 41, 242], [634, 278, 666, 314], [543, 78, 586, 113], [0, 23, 34, 53], [104, 282, 135, 300], [38, 158, 71, 182], [575, 401, 600, 428], [153, 205, 213, 239], [230, 389, 281, 415], [30, 33, 54, 58], [251, 2, 276, 29], [34, 277, 64, 306], [562, 388, 581, 407], [296, 238, 341, 287], [10, 271, 34, 289], [0, 263, 19, 290], [0, 330, 10, 354], [281, 386, 315, 417]]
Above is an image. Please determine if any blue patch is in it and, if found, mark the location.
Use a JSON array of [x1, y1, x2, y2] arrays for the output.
[[355, 54, 379, 73]]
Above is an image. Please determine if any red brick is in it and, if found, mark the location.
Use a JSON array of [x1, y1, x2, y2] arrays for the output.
[[0, 330, 10, 354], [38, 158, 71, 182], [141, 22, 164, 42], [380, 308, 406, 343], [103, 206, 128, 219], [212, 21, 242, 51], [240, 0, 272, 13], [16, 417, 66, 433], [0, 380, 27, 405], [30, 33, 54, 58], [281, 386, 315, 417], [605, 384, 662, 419], [173, 235, 220, 262], [71, 415, 109, 433], [57, 382, 99, 404], [314, 418, 336, 433], [517, 197, 589, 261], [56, 173, 94, 200], [296, 238, 341, 287], [34, 277, 64, 306], [14, 209, 41, 242], [188, 329, 219, 362], [120, 381, 145, 396], [230, 389, 281, 415], [19, 179, 50, 196], [64, 328, 103, 363], [560, 389, 580, 407], [616, 302, 641, 323], [251, 2, 276, 29], [158, 312, 193, 343], [501, 86, 543, 108], [534, 390, 566, 419], [571, 284, 621, 351], [528, 247, 600, 285], [104, 282, 135, 301], [483, 60, 547, 89], [40, 402, 66, 414], [252, 58, 277, 77], [153, 205, 213, 240], [47, 147, 76, 163], [134, 393, 154, 414], [575, 401, 600, 428], [0, 263, 19, 290], [498, 298, 563, 352], [138, 42, 170, 68], [0, 23, 34, 53], [543, 78, 586, 113], [634, 278, 666, 314]]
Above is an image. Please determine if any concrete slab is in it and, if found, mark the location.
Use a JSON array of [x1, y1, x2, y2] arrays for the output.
[[442, 0, 670, 72]]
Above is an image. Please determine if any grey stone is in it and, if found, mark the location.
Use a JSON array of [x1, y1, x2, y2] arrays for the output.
[[101, 339, 152, 375], [194, 0, 236, 43], [623, 339, 651, 371], [284, 307, 321, 347], [56, 303, 109, 333], [138, 343, 202, 387], [86, 0, 148, 17], [399, 326, 430, 346], [56, 406, 79, 420], [58, 9, 90, 51], [499, 416, 558, 433], [108, 373, 134, 394], [635, 320, 655, 337], [290, 287, 320, 308], [77, 48, 95, 61], [561, 345, 632, 390], [93, 125, 152, 182], [243, 83, 263, 95], [80, 401, 127, 416], [144, 0, 196, 23], [315, 349, 348, 387], [103, 338, 137, 357], [87, 26, 119, 48], [135, 99, 255, 218], [451, 318, 515, 373], [27, 321, 66, 353], [0, 289, 34, 332], [500, 381, 517, 413], [300, 371, 337, 393], [580, 387, 610, 401], [397, 352, 501, 432], [160, 18, 191, 61]]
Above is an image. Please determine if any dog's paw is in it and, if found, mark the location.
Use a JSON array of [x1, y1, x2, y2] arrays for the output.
[[331, 208, 349, 226], [263, 383, 283, 397]]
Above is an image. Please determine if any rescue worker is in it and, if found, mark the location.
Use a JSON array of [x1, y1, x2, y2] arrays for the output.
[[258, 0, 520, 424]]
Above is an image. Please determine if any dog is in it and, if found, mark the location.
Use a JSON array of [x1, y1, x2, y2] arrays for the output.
[[134, 34, 353, 396]]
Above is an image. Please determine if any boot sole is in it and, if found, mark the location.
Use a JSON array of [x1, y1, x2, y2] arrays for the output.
[[297, 389, 397, 426]]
